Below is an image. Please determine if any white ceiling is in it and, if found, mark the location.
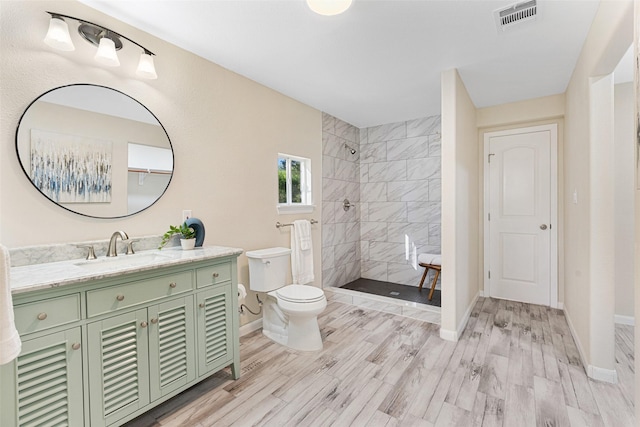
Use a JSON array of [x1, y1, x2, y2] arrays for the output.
[[79, 0, 600, 128]]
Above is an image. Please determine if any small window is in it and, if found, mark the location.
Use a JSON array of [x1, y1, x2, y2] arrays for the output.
[[278, 153, 313, 213]]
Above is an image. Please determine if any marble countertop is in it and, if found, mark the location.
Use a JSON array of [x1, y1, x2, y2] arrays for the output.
[[10, 245, 243, 295]]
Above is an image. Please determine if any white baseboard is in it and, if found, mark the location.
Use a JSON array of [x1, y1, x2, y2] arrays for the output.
[[478, 290, 485, 297], [239, 318, 262, 337], [556, 301, 564, 310], [563, 306, 618, 384], [614, 315, 635, 326], [587, 365, 618, 384], [440, 292, 480, 342], [440, 328, 458, 341]]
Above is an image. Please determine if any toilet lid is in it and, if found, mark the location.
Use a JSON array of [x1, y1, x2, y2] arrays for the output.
[[276, 285, 325, 303]]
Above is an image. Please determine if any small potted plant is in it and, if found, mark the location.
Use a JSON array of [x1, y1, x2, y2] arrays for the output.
[[159, 222, 196, 250]]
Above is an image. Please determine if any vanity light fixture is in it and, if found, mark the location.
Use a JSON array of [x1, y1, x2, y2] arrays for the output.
[[306, 0, 353, 16], [136, 51, 158, 79], [44, 14, 75, 51], [94, 36, 120, 67], [44, 12, 158, 79]]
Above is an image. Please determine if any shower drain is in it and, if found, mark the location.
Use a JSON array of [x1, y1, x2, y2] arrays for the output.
[[389, 291, 400, 296]]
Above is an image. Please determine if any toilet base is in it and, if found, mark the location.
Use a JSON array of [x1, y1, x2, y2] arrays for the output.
[[286, 315, 323, 351], [261, 293, 326, 352]]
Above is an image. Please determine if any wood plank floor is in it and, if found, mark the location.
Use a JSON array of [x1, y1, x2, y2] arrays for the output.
[[124, 297, 635, 427]]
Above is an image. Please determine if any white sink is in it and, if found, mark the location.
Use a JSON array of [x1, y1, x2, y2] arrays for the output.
[[74, 253, 171, 272]]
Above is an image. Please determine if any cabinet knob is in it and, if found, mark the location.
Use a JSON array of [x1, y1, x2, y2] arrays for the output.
[[212, 272, 219, 278], [140, 321, 148, 328], [199, 303, 205, 308], [37, 312, 47, 321], [150, 318, 158, 324], [72, 343, 81, 350], [169, 282, 177, 288], [116, 295, 125, 302]]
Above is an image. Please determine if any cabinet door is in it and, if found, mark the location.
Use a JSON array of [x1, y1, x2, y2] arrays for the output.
[[148, 296, 196, 401], [196, 285, 233, 376], [88, 309, 150, 427], [0, 328, 83, 427]]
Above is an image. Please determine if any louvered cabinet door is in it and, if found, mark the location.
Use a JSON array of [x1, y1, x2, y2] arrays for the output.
[[196, 285, 233, 376], [148, 296, 196, 401], [88, 309, 150, 427], [0, 328, 84, 427]]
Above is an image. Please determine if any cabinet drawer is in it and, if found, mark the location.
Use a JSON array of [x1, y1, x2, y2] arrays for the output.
[[196, 262, 232, 288], [87, 271, 193, 317], [14, 294, 81, 335]]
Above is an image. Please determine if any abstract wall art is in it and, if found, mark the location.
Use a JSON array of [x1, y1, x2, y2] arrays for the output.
[[30, 129, 113, 203]]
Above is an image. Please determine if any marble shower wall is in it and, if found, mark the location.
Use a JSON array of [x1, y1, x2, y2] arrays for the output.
[[360, 116, 442, 286], [321, 113, 361, 288], [321, 113, 441, 289]]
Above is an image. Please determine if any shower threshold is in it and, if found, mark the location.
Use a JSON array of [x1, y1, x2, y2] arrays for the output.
[[325, 278, 441, 325], [342, 278, 441, 307]]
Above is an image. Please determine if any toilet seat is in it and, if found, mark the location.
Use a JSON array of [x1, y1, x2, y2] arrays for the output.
[[275, 285, 325, 303]]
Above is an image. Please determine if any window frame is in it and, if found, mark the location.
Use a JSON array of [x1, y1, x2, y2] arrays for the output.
[[277, 153, 314, 214]]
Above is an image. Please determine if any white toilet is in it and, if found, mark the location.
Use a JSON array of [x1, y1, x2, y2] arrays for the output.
[[246, 247, 327, 351]]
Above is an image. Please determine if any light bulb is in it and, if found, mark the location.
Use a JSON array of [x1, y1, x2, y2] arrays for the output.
[[94, 37, 120, 67], [306, 0, 352, 16], [136, 52, 157, 79], [44, 16, 75, 51]]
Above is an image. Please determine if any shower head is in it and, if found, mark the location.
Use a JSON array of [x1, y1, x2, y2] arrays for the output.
[[344, 143, 357, 155]]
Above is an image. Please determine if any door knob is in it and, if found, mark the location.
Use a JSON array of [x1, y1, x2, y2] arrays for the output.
[[540, 224, 548, 230]]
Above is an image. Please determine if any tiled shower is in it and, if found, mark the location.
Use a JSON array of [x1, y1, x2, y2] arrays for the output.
[[322, 113, 442, 290], [321, 114, 361, 288]]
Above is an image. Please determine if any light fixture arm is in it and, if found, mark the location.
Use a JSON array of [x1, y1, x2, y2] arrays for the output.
[[46, 11, 155, 56]]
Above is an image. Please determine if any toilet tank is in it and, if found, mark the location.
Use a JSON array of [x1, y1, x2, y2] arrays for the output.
[[245, 247, 292, 292]]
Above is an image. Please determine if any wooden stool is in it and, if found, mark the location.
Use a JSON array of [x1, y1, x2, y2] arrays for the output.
[[418, 262, 441, 301]]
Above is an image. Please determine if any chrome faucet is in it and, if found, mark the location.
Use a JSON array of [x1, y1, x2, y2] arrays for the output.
[[107, 231, 129, 257]]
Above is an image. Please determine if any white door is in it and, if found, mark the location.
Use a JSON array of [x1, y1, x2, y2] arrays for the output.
[[485, 125, 557, 306]]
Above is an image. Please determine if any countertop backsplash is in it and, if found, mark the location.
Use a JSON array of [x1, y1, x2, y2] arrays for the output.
[[8, 235, 175, 267]]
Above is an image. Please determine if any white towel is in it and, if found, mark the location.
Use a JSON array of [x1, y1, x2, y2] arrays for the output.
[[291, 220, 314, 284], [294, 220, 312, 251], [0, 244, 21, 365], [418, 253, 442, 266]]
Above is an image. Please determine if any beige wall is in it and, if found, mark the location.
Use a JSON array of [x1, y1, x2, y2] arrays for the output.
[[476, 94, 565, 128], [440, 69, 479, 339], [563, 0, 633, 376], [614, 82, 635, 319], [0, 1, 323, 327]]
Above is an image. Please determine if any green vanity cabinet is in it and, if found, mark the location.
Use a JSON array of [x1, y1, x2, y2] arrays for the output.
[[1, 253, 241, 427], [87, 296, 196, 427], [87, 308, 150, 427], [196, 285, 233, 377], [0, 327, 84, 427], [148, 296, 197, 400]]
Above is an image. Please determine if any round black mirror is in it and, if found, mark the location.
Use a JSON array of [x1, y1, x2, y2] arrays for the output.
[[16, 84, 174, 218]]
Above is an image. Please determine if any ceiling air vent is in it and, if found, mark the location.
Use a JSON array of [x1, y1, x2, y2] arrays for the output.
[[494, 0, 537, 32]]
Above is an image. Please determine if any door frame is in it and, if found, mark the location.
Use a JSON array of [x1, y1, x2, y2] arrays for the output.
[[483, 123, 559, 308]]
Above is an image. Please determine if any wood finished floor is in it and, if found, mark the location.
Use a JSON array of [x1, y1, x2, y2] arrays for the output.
[[125, 297, 635, 427]]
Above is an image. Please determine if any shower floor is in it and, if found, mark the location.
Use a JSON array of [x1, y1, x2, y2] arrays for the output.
[[340, 278, 441, 308]]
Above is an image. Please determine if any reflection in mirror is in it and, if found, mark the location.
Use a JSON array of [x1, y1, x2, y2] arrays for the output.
[[16, 84, 173, 218], [127, 143, 172, 214]]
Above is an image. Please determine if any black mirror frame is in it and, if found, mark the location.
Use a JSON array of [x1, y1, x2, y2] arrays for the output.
[[15, 83, 174, 219]]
